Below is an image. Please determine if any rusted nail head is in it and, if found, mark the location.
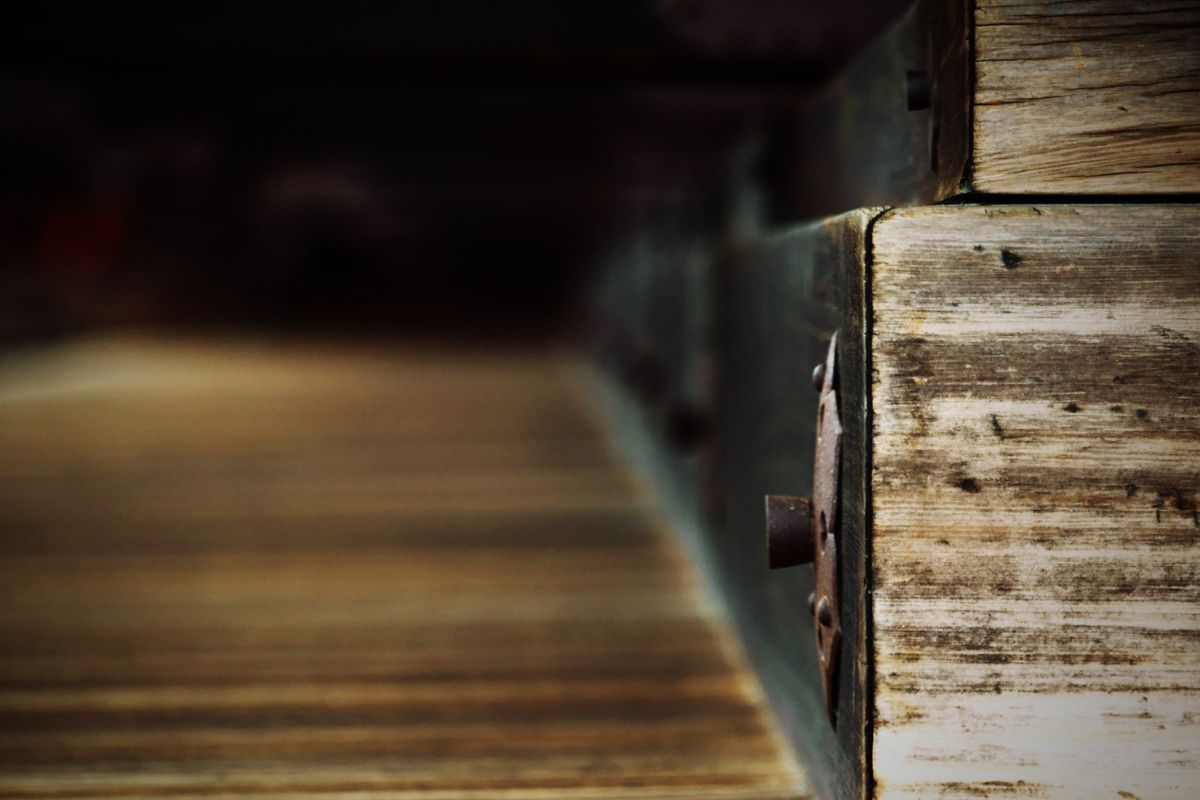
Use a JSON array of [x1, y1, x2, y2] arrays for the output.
[[816, 595, 832, 627]]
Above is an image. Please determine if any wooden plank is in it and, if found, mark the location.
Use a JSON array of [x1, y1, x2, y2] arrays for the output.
[[716, 209, 879, 800], [776, 0, 969, 217], [870, 205, 1200, 798], [0, 338, 807, 800], [973, 0, 1200, 194]]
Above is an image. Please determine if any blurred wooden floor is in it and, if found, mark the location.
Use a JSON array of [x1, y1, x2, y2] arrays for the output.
[[0, 337, 804, 800]]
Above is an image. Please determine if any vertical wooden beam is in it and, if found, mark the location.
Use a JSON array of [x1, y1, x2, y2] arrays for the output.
[[871, 204, 1200, 799]]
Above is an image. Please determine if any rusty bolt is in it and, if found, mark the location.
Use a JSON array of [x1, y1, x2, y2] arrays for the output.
[[815, 595, 833, 627], [765, 495, 814, 569], [811, 362, 826, 391]]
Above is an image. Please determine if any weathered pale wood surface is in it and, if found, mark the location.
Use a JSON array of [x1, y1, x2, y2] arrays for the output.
[[0, 337, 806, 800], [871, 205, 1200, 799], [973, 0, 1200, 194]]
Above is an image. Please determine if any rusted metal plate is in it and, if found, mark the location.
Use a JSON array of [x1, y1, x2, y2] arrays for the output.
[[764, 331, 844, 727], [812, 332, 843, 726]]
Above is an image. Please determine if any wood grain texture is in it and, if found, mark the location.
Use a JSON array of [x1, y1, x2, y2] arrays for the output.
[[870, 205, 1200, 798], [973, 0, 1200, 194], [0, 337, 806, 800]]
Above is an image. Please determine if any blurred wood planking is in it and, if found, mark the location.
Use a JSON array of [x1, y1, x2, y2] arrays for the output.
[[0, 338, 806, 800], [870, 206, 1200, 799], [973, 0, 1200, 194]]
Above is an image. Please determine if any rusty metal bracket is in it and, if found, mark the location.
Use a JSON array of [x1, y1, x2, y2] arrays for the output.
[[764, 332, 842, 727], [811, 332, 842, 725]]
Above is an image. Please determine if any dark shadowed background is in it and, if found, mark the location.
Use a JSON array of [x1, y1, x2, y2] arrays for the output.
[[1, 0, 909, 341]]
